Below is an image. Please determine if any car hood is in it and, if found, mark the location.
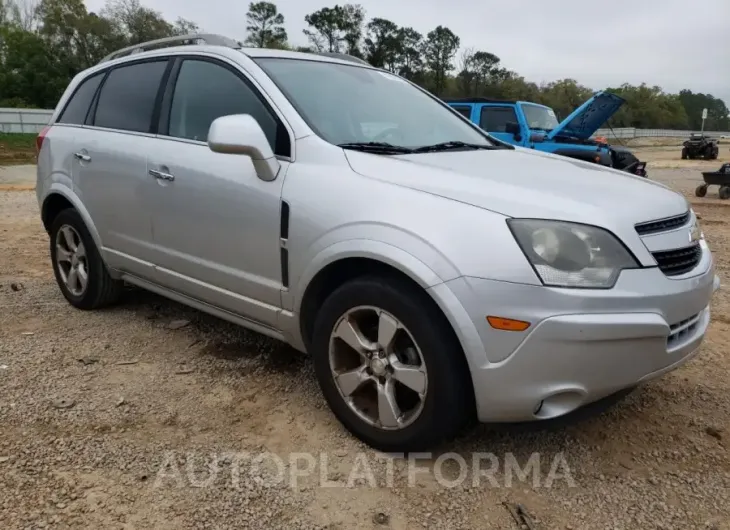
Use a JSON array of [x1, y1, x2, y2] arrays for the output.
[[344, 147, 688, 228], [547, 91, 625, 141]]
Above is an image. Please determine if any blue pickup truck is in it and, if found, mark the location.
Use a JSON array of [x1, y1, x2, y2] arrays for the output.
[[445, 92, 647, 177]]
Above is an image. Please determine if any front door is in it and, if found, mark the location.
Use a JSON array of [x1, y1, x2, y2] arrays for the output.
[[146, 56, 292, 329], [479, 105, 524, 146]]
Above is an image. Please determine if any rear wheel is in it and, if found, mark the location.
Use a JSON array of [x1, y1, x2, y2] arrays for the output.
[[311, 276, 472, 452], [681, 148, 688, 160], [50, 209, 122, 309], [719, 186, 730, 200], [695, 184, 708, 197]]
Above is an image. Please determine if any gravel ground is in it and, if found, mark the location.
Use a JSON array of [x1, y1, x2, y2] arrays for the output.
[[1, 163, 729, 529]]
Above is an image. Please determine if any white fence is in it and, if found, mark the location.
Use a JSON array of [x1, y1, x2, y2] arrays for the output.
[[2, 107, 729, 140], [0, 108, 54, 134], [594, 127, 730, 140]]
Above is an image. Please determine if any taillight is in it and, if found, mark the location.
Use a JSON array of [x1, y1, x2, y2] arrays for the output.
[[36, 126, 51, 153]]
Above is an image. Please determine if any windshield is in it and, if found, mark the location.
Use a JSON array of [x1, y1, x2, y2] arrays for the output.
[[521, 104, 560, 131], [254, 58, 494, 149]]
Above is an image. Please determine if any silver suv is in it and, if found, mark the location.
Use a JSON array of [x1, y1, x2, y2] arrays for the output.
[[37, 34, 719, 451]]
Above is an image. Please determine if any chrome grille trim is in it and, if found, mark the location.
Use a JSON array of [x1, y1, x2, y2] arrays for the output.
[[635, 211, 690, 236]]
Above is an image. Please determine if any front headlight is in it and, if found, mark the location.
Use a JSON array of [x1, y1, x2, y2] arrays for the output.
[[507, 219, 639, 288]]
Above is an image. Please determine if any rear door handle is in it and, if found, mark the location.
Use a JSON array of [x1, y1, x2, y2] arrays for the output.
[[149, 169, 175, 182], [74, 152, 91, 162]]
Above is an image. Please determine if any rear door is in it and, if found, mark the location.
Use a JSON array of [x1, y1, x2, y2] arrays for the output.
[[145, 56, 291, 328], [75, 58, 171, 277], [478, 105, 523, 145]]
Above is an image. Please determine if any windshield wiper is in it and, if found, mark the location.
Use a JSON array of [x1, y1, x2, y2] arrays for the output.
[[410, 141, 507, 153], [337, 142, 414, 154]]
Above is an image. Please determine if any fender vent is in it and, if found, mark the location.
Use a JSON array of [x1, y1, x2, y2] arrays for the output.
[[280, 201, 290, 288]]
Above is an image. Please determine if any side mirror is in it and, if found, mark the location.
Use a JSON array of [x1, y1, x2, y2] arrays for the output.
[[504, 121, 522, 141], [504, 121, 521, 135], [208, 114, 280, 182]]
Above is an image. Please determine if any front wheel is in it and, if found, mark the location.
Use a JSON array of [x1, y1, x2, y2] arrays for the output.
[[719, 186, 730, 200], [311, 276, 473, 452], [695, 184, 708, 197], [681, 148, 688, 160]]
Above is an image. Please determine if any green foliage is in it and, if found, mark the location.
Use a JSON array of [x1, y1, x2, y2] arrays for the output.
[[302, 3, 363, 55], [0, 132, 36, 149], [0, 0, 726, 132], [678, 90, 729, 131], [0, 132, 37, 165], [422, 26, 459, 96], [244, 1, 287, 49]]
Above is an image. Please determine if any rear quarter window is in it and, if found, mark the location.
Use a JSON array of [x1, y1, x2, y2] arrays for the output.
[[58, 73, 105, 125]]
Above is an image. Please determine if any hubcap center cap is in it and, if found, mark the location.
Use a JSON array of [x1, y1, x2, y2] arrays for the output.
[[370, 357, 388, 376]]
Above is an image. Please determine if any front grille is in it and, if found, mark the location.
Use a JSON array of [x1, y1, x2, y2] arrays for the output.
[[635, 212, 690, 236], [667, 312, 701, 348], [652, 243, 701, 276]]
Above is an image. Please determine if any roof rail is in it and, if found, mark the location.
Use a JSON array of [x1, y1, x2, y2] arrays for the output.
[[99, 33, 242, 64], [315, 51, 370, 66]]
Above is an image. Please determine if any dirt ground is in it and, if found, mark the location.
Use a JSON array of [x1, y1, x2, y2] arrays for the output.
[[1, 155, 730, 529]]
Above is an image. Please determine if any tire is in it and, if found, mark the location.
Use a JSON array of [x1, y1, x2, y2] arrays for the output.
[[50, 208, 122, 309], [719, 186, 730, 200], [681, 148, 688, 160], [311, 275, 473, 452], [695, 184, 708, 197]]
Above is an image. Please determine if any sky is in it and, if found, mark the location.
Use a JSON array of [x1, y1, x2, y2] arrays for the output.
[[86, 0, 730, 110]]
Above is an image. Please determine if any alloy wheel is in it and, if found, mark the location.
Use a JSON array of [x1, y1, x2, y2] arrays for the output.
[[55, 225, 89, 296], [328, 305, 428, 430]]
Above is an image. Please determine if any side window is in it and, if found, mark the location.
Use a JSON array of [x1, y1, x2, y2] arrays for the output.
[[58, 72, 105, 125], [167, 59, 278, 150], [94, 60, 168, 133], [451, 106, 472, 120], [480, 106, 518, 132]]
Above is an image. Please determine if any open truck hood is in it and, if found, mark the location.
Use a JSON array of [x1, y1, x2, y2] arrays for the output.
[[546, 91, 625, 141]]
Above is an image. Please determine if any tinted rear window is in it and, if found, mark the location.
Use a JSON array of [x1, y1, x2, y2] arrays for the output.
[[451, 106, 472, 119], [58, 73, 104, 125], [94, 60, 167, 133]]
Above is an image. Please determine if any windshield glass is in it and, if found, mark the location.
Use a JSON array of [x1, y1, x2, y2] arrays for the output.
[[521, 104, 560, 131], [254, 58, 494, 148]]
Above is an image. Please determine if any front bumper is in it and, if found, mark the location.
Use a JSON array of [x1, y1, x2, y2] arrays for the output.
[[433, 258, 719, 423]]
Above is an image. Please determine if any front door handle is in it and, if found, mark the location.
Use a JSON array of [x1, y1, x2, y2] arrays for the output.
[[149, 169, 175, 182], [74, 152, 91, 162]]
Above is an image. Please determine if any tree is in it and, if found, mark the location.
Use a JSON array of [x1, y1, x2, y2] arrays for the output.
[[244, 1, 287, 48], [172, 17, 199, 36], [679, 90, 729, 131], [392, 26, 422, 81], [539, 79, 594, 119], [363, 17, 399, 69], [457, 48, 501, 97], [101, 0, 173, 44], [422, 25, 459, 95], [339, 3, 363, 57], [303, 4, 363, 54]]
